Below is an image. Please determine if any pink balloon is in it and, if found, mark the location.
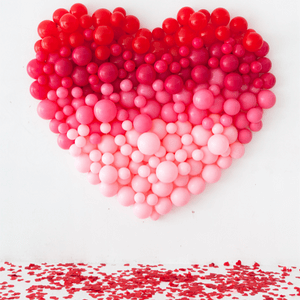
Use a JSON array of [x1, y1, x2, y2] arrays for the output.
[[37, 100, 58, 119], [155, 198, 173, 215], [137, 132, 161, 155], [99, 165, 118, 184], [170, 188, 190, 207], [99, 182, 119, 197], [156, 161, 178, 183], [133, 202, 153, 219], [117, 186, 135, 207], [193, 89, 214, 110], [152, 181, 173, 197], [75, 154, 92, 173], [94, 100, 117, 123], [202, 164, 222, 183], [188, 177, 206, 195], [207, 134, 229, 155]]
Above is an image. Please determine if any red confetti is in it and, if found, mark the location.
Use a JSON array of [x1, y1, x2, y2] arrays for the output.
[[0, 262, 299, 299]]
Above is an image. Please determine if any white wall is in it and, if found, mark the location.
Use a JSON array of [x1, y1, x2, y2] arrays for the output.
[[0, 0, 299, 265]]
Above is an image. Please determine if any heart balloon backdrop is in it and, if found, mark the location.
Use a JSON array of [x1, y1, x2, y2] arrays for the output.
[[27, 4, 276, 220]]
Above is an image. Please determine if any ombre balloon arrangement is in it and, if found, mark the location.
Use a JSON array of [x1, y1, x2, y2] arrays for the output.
[[27, 4, 276, 220]]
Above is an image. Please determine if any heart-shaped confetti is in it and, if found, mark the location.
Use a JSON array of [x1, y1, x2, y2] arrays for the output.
[[27, 4, 276, 220]]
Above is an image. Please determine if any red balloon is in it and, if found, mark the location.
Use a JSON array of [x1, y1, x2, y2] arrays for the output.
[[37, 20, 58, 38], [92, 8, 112, 27], [123, 15, 140, 34], [177, 7, 194, 26], [230, 16, 248, 33], [59, 13, 79, 33], [189, 12, 207, 31], [70, 3, 88, 19], [110, 12, 125, 28], [79, 14, 93, 29], [243, 32, 263, 52], [162, 18, 179, 35], [211, 7, 230, 26], [93, 25, 114, 45], [41, 36, 60, 52], [52, 8, 68, 24], [132, 36, 150, 54]]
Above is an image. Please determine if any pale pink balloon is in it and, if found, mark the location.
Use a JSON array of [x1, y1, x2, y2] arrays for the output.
[[152, 181, 173, 197], [75, 153, 92, 173], [137, 132, 161, 156], [174, 174, 189, 186], [202, 164, 222, 183], [87, 172, 101, 185], [99, 182, 119, 197], [117, 186, 135, 207], [133, 202, 153, 219], [146, 194, 159, 206], [188, 177, 206, 195], [131, 175, 151, 193], [99, 165, 118, 184], [191, 125, 212, 146], [207, 134, 229, 155], [155, 198, 173, 215], [156, 161, 178, 183], [150, 119, 167, 140], [230, 142, 245, 159], [170, 188, 191, 207], [217, 156, 232, 169]]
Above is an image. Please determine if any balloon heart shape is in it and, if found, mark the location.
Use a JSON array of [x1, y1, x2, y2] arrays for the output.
[[27, 4, 276, 220]]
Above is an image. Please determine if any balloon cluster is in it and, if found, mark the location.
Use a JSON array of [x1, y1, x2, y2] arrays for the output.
[[27, 4, 276, 219]]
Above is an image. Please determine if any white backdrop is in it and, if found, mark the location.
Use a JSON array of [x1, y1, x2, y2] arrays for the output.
[[0, 0, 299, 265]]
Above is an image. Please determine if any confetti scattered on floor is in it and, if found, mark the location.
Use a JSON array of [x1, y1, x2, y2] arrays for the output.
[[0, 261, 299, 299]]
